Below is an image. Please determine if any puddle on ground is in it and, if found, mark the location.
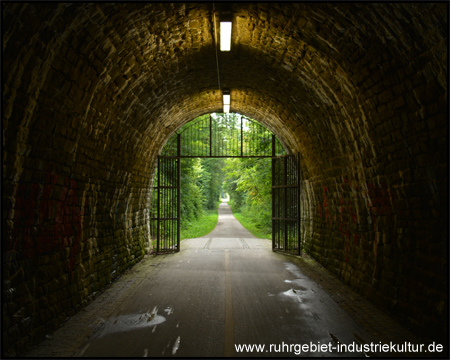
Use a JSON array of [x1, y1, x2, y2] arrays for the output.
[[283, 288, 303, 303], [172, 336, 181, 355], [283, 263, 320, 300], [279, 281, 318, 309], [284, 280, 308, 290], [284, 262, 304, 278], [95, 307, 166, 338], [164, 306, 174, 315]]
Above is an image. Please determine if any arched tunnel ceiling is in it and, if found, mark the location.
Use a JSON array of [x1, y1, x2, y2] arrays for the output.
[[1, 4, 448, 350], [3, 2, 447, 183]]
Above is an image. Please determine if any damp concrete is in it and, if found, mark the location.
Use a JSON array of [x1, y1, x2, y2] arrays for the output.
[[24, 201, 426, 358]]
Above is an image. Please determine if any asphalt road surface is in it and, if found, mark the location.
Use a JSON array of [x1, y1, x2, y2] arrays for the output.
[[26, 200, 424, 358], [75, 200, 374, 357]]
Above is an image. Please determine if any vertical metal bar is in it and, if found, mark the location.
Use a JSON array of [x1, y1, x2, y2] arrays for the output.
[[157, 157, 160, 253], [211, 115, 214, 156], [297, 154, 301, 256], [241, 116, 244, 156], [165, 158, 167, 251], [257, 122, 260, 155], [171, 157, 174, 249], [164, 158, 167, 250], [250, 121, 253, 156], [171, 161, 173, 249], [177, 134, 181, 252], [163, 158, 166, 250], [284, 156, 288, 251], [230, 121, 233, 156], [271, 135, 275, 250], [234, 120, 236, 156], [166, 158, 169, 250]]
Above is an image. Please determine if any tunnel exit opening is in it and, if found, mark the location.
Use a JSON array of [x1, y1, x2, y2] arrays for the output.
[[152, 113, 301, 256]]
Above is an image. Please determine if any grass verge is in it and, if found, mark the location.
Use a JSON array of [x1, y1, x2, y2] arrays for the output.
[[180, 208, 219, 240], [232, 211, 272, 240]]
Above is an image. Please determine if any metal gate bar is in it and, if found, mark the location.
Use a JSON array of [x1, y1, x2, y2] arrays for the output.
[[272, 136, 301, 255], [155, 135, 180, 253], [162, 114, 282, 158]]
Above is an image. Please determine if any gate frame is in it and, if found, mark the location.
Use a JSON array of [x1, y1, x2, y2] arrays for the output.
[[153, 115, 301, 256], [271, 138, 301, 256], [155, 135, 181, 253]]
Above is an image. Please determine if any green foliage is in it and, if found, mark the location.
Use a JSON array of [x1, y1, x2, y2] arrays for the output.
[[233, 211, 271, 239], [180, 209, 219, 239], [180, 158, 204, 223], [199, 158, 224, 209], [223, 157, 272, 237]]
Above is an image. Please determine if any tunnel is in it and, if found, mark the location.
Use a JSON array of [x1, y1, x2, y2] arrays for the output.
[[2, 2, 448, 356]]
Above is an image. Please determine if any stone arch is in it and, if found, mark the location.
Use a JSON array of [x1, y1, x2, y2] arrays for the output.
[[2, 2, 447, 355]]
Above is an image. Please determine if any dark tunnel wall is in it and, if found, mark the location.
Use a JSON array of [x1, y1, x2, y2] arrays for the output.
[[2, 2, 448, 355]]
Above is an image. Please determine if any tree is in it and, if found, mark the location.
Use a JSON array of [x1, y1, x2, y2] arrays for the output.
[[199, 158, 224, 210], [223, 157, 272, 234]]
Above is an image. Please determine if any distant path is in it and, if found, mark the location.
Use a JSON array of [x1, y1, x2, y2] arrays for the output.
[[205, 199, 258, 238], [181, 200, 272, 250]]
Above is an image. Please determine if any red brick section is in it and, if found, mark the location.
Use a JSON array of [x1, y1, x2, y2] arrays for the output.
[[2, 3, 447, 356]]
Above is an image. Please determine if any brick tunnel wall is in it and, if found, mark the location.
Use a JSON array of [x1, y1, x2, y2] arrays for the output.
[[2, 3, 448, 355]]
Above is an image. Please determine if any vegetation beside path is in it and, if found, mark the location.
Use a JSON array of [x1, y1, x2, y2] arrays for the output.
[[180, 208, 219, 240], [231, 210, 272, 240]]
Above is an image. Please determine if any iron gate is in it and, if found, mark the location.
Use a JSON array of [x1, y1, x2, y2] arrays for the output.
[[272, 153, 301, 255], [155, 155, 181, 252], [153, 113, 301, 255]]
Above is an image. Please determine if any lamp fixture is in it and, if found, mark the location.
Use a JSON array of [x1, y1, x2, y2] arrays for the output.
[[223, 89, 230, 113], [220, 21, 232, 51]]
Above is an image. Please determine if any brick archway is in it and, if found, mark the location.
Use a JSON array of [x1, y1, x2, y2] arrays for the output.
[[2, 3, 447, 355]]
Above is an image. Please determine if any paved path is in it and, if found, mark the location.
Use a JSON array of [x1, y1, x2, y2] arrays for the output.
[[181, 200, 271, 251], [25, 201, 424, 358]]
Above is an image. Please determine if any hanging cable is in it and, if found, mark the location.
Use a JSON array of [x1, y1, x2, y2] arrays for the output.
[[213, 3, 221, 91]]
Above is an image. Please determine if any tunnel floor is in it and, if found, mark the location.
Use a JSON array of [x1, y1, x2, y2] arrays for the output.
[[25, 202, 424, 358]]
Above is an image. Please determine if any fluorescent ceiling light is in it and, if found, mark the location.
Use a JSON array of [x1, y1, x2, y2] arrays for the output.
[[220, 21, 232, 51], [223, 90, 230, 113]]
